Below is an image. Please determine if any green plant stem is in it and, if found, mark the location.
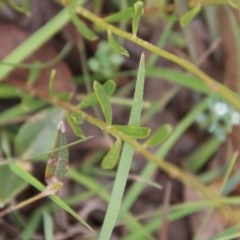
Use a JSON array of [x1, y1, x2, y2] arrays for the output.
[[73, 5, 240, 111], [24, 91, 236, 225]]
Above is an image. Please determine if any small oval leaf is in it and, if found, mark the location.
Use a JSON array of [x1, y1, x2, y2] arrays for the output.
[[78, 80, 116, 109], [45, 121, 69, 185], [66, 114, 85, 138], [132, 1, 144, 36], [93, 81, 112, 125], [69, 10, 98, 41], [144, 124, 173, 147], [70, 111, 83, 125], [180, 4, 201, 27], [113, 125, 150, 139], [101, 138, 122, 170], [108, 30, 129, 57]]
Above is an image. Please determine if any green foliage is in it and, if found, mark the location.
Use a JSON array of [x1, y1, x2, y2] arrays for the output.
[[2, 0, 240, 239], [93, 81, 112, 125], [107, 30, 130, 57], [88, 41, 124, 79], [180, 4, 201, 27], [101, 138, 122, 170], [15, 107, 65, 160]]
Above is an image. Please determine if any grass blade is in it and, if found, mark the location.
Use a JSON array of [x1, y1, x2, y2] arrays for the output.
[[98, 53, 145, 240]]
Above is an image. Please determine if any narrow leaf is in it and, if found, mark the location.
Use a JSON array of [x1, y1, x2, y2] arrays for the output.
[[180, 4, 201, 27], [45, 121, 69, 184], [98, 53, 146, 239], [69, 10, 98, 41], [10, 162, 93, 232], [78, 80, 116, 109], [0, 84, 22, 98], [144, 124, 173, 147], [108, 30, 129, 57], [132, 1, 144, 36], [104, 7, 134, 23], [93, 81, 112, 125], [101, 138, 122, 170], [43, 211, 54, 240], [70, 111, 83, 124], [66, 114, 85, 138], [113, 125, 150, 139]]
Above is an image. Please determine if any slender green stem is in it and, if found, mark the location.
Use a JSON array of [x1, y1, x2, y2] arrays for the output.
[[73, 5, 240, 111]]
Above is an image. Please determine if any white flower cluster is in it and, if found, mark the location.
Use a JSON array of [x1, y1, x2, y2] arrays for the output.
[[196, 99, 240, 141]]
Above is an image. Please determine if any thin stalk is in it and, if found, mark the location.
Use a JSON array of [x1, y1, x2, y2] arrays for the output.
[[73, 5, 240, 111]]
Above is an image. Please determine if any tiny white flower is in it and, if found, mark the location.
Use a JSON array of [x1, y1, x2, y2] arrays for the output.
[[231, 112, 240, 125], [213, 102, 228, 116]]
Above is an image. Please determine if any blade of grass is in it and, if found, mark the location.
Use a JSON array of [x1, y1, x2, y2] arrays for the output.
[[43, 211, 54, 240], [98, 53, 145, 240], [119, 98, 209, 218]]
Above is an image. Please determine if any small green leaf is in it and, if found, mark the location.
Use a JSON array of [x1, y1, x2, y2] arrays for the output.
[[70, 111, 83, 124], [180, 4, 201, 27], [144, 124, 173, 147], [228, 0, 240, 9], [93, 81, 112, 125], [69, 10, 98, 41], [113, 125, 150, 139], [78, 80, 116, 109], [108, 30, 129, 57], [45, 121, 69, 184], [132, 1, 144, 36], [104, 7, 134, 23], [66, 114, 85, 138], [101, 138, 122, 170]]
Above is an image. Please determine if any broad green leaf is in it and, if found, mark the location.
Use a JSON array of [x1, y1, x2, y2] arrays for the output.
[[101, 138, 122, 170], [229, 0, 240, 9], [78, 80, 116, 109], [108, 30, 129, 57], [180, 4, 201, 27], [104, 7, 134, 23], [93, 81, 112, 125], [132, 1, 144, 36], [144, 124, 173, 147], [0, 165, 27, 207], [0, 132, 27, 207], [69, 10, 98, 41], [0, 99, 46, 125], [113, 125, 150, 139], [66, 114, 85, 138], [45, 121, 69, 184], [15, 107, 65, 160]]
